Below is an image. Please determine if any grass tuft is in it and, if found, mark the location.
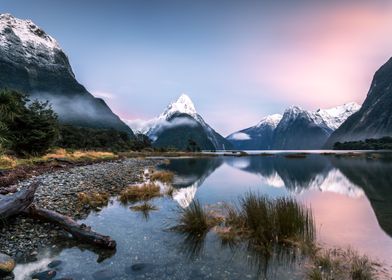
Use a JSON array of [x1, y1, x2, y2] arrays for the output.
[[77, 191, 110, 209], [44, 148, 117, 161], [119, 183, 161, 203], [130, 201, 158, 212], [0, 155, 17, 169], [149, 170, 175, 183], [172, 200, 220, 236], [235, 193, 315, 252], [307, 248, 377, 280]]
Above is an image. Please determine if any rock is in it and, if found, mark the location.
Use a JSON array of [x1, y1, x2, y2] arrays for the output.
[[31, 270, 57, 279], [47, 259, 62, 268], [125, 262, 156, 274], [92, 269, 116, 280], [0, 252, 15, 274]]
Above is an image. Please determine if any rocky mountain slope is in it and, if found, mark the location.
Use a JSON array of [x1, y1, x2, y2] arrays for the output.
[[138, 94, 232, 150], [0, 13, 133, 134], [326, 58, 392, 147]]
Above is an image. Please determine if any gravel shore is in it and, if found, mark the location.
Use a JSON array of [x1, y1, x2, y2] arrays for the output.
[[0, 158, 161, 260]]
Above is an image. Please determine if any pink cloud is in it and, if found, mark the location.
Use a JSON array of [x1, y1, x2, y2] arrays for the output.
[[245, 4, 392, 109]]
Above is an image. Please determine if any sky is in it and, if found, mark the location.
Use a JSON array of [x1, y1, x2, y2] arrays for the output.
[[2, 0, 392, 135]]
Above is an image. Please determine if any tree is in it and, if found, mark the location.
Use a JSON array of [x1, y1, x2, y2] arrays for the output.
[[0, 90, 28, 153], [0, 89, 59, 156], [186, 138, 200, 152]]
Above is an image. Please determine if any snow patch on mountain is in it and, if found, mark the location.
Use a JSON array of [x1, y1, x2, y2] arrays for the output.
[[315, 102, 361, 130], [256, 114, 283, 128], [280, 103, 360, 131], [0, 13, 60, 50]]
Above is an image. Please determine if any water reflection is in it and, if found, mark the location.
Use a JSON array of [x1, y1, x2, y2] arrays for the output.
[[331, 156, 392, 237], [164, 154, 392, 239], [161, 157, 223, 208]]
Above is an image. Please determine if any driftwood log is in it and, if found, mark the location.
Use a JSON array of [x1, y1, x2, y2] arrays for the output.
[[0, 183, 116, 249], [26, 205, 116, 249], [0, 182, 38, 219]]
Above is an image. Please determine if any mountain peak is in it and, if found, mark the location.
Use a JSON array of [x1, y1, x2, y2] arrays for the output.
[[256, 114, 282, 128], [161, 94, 197, 119], [0, 13, 60, 51]]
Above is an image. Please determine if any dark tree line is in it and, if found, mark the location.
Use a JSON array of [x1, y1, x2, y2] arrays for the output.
[[0, 89, 151, 156], [334, 137, 392, 150]]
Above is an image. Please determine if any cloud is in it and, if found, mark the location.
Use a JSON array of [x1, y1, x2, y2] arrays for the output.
[[228, 132, 251, 140], [92, 90, 116, 100], [124, 118, 156, 134], [244, 3, 392, 109], [125, 116, 199, 136]]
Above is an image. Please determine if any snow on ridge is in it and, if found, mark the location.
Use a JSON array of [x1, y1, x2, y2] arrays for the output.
[[315, 102, 361, 130], [161, 94, 198, 120], [0, 13, 60, 50], [256, 114, 282, 128], [278, 103, 360, 131]]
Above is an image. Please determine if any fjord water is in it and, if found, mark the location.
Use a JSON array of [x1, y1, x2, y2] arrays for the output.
[[15, 153, 392, 279]]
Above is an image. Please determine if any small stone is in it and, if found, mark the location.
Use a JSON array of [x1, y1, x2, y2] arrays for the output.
[[0, 252, 16, 274]]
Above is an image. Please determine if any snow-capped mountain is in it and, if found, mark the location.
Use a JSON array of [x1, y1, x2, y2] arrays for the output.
[[273, 103, 360, 149], [133, 94, 232, 150], [326, 57, 392, 146], [227, 103, 360, 150], [315, 102, 361, 131], [227, 114, 282, 150], [0, 13, 133, 134]]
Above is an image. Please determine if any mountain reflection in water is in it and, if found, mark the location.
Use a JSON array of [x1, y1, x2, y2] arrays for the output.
[[162, 154, 392, 238]]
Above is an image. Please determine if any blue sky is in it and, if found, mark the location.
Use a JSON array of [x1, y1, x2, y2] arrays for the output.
[[2, 0, 392, 135]]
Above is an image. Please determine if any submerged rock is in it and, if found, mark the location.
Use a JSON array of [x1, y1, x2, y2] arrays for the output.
[[125, 262, 156, 274], [47, 260, 62, 268], [31, 269, 57, 279], [0, 252, 15, 274]]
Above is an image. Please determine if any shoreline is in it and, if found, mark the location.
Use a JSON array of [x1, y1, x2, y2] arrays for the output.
[[0, 158, 162, 262]]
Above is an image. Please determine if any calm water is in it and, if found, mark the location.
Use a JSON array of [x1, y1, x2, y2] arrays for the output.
[[14, 153, 392, 279]]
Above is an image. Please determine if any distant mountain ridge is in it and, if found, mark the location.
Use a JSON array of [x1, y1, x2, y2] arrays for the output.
[[326, 57, 392, 146], [0, 13, 133, 135], [227, 103, 360, 150], [227, 114, 282, 150], [133, 94, 232, 150]]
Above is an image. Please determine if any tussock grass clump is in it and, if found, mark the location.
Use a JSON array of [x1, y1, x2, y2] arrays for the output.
[[307, 248, 377, 280], [130, 202, 158, 220], [44, 149, 117, 161], [77, 191, 110, 209], [172, 200, 220, 235], [119, 183, 161, 203], [130, 202, 158, 212], [150, 170, 174, 183], [0, 155, 17, 169], [229, 193, 315, 252]]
